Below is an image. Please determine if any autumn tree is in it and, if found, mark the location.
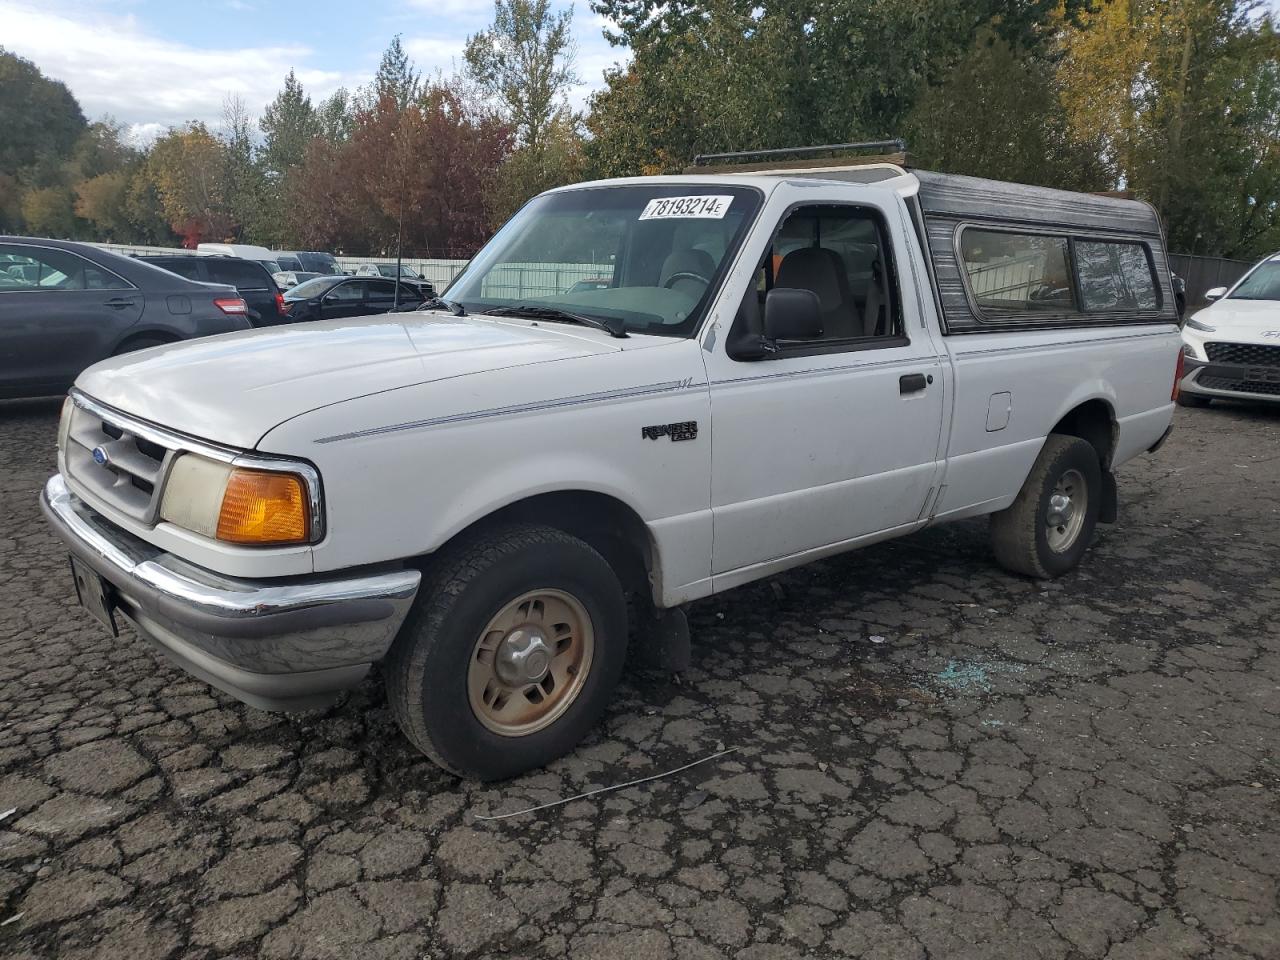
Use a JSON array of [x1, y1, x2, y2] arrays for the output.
[[146, 123, 235, 246], [1060, 0, 1280, 256]]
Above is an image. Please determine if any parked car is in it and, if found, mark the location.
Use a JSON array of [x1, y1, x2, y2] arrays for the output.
[[354, 263, 437, 297], [281, 276, 426, 322], [568, 277, 612, 293], [0, 236, 249, 399], [1178, 252, 1280, 406], [195, 243, 282, 275], [273, 270, 323, 290], [273, 254, 305, 273], [281, 250, 341, 275], [41, 159, 1181, 780], [138, 255, 289, 326]]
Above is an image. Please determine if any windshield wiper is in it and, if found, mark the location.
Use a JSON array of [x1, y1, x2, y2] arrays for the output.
[[485, 304, 628, 339], [418, 296, 466, 316]]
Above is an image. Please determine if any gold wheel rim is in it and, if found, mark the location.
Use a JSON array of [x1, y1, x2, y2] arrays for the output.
[[466, 589, 595, 737]]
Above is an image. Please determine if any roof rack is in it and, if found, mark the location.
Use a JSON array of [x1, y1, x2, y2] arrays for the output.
[[687, 140, 912, 174]]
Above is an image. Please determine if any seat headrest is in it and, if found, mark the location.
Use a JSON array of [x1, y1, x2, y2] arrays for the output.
[[777, 247, 846, 310]]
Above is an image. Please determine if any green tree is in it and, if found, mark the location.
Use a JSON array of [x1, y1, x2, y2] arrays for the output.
[[21, 185, 76, 237], [74, 170, 133, 239], [372, 35, 420, 110], [465, 0, 577, 151], [585, 0, 1071, 175], [317, 87, 354, 143], [221, 96, 267, 242], [260, 70, 318, 176], [0, 48, 86, 177], [905, 28, 1110, 191]]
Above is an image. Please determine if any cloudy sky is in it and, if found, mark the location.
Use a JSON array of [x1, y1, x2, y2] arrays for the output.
[[0, 0, 625, 143]]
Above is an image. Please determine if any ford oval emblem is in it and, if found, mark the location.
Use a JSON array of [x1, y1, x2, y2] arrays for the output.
[[91, 446, 109, 466]]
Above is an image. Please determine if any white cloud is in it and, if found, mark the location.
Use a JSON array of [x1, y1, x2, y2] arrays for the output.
[[403, 35, 468, 78], [0, 0, 360, 132]]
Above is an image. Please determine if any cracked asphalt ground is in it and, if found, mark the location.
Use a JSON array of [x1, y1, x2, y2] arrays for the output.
[[1, 397, 1278, 960]]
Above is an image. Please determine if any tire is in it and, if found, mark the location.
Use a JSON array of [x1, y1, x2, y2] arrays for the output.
[[384, 523, 628, 780], [112, 336, 171, 357], [1177, 391, 1211, 408], [990, 435, 1102, 579]]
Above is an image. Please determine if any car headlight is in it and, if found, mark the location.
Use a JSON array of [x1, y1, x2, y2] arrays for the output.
[[1185, 316, 1216, 332], [160, 454, 315, 546]]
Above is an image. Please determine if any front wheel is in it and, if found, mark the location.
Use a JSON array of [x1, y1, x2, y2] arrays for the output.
[[990, 435, 1102, 579], [384, 523, 627, 780]]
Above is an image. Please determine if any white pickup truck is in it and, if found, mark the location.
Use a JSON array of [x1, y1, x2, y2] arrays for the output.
[[43, 153, 1182, 779]]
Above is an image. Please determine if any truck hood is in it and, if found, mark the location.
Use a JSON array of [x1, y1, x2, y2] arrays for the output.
[[1191, 299, 1280, 340], [76, 314, 635, 449]]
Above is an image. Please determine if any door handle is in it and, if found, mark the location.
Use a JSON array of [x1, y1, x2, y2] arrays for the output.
[[900, 373, 929, 394], [103, 297, 134, 309]]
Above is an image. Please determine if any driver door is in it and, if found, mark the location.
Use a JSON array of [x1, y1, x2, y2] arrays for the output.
[[702, 186, 947, 579]]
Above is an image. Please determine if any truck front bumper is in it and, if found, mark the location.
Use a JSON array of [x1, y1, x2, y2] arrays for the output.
[[41, 474, 421, 711]]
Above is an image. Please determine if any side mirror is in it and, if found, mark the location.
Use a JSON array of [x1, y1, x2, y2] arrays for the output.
[[764, 287, 823, 341], [1204, 286, 1227, 303], [322, 293, 338, 303]]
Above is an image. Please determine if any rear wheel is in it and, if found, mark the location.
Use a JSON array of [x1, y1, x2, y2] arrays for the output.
[[990, 435, 1101, 579], [384, 523, 627, 780]]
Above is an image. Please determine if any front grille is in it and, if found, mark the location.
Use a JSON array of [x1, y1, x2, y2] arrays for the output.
[[1198, 374, 1280, 397], [63, 399, 177, 523], [1205, 342, 1280, 366]]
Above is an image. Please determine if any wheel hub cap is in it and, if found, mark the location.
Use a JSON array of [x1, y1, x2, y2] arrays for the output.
[[467, 589, 595, 737], [494, 627, 552, 685], [1045, 468, 1088, 553], [1046, 493, 1074, 528]]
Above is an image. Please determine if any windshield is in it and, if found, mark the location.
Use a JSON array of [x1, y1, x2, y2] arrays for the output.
[[285, 277, 335, 300], [1229, 260, 1280, 300], [444, 184, 762, 337]]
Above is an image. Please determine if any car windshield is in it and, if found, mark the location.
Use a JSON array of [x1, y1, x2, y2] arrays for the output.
[[1228, 260, 1280, 300], [445, 184, 762, 337], [285, 277, 335, 300]]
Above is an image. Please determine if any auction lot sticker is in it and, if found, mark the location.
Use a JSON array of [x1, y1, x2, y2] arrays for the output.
[[639, 195, 734, 220]]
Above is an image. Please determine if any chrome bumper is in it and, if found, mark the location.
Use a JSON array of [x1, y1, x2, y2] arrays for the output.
[[41, 474, 421, 711]]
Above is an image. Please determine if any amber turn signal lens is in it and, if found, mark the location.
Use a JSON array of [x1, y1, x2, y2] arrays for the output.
[[216, 469, 310, 545]]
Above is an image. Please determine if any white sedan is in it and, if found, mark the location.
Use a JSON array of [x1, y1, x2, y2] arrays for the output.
[[1179, 253, 1280, 406]]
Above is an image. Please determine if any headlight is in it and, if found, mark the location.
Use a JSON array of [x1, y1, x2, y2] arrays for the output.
[[160, 454, 314, 546], [1185, 316, 1216, 332]]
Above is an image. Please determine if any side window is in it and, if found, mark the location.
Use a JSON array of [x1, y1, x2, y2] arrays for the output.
[[1076, 240, 1159, 312], [328, 281, 364, 301], [365, 280, 397, 301], [153, 259, 203, 281], [0, 244, 131, 292], [757, 204, 901, 344], [959, 229, 1075, 313], [207, 260, 270, 288]]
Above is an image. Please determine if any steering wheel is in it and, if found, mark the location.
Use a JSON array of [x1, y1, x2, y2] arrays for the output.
[[663, 271, 711, 289]]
